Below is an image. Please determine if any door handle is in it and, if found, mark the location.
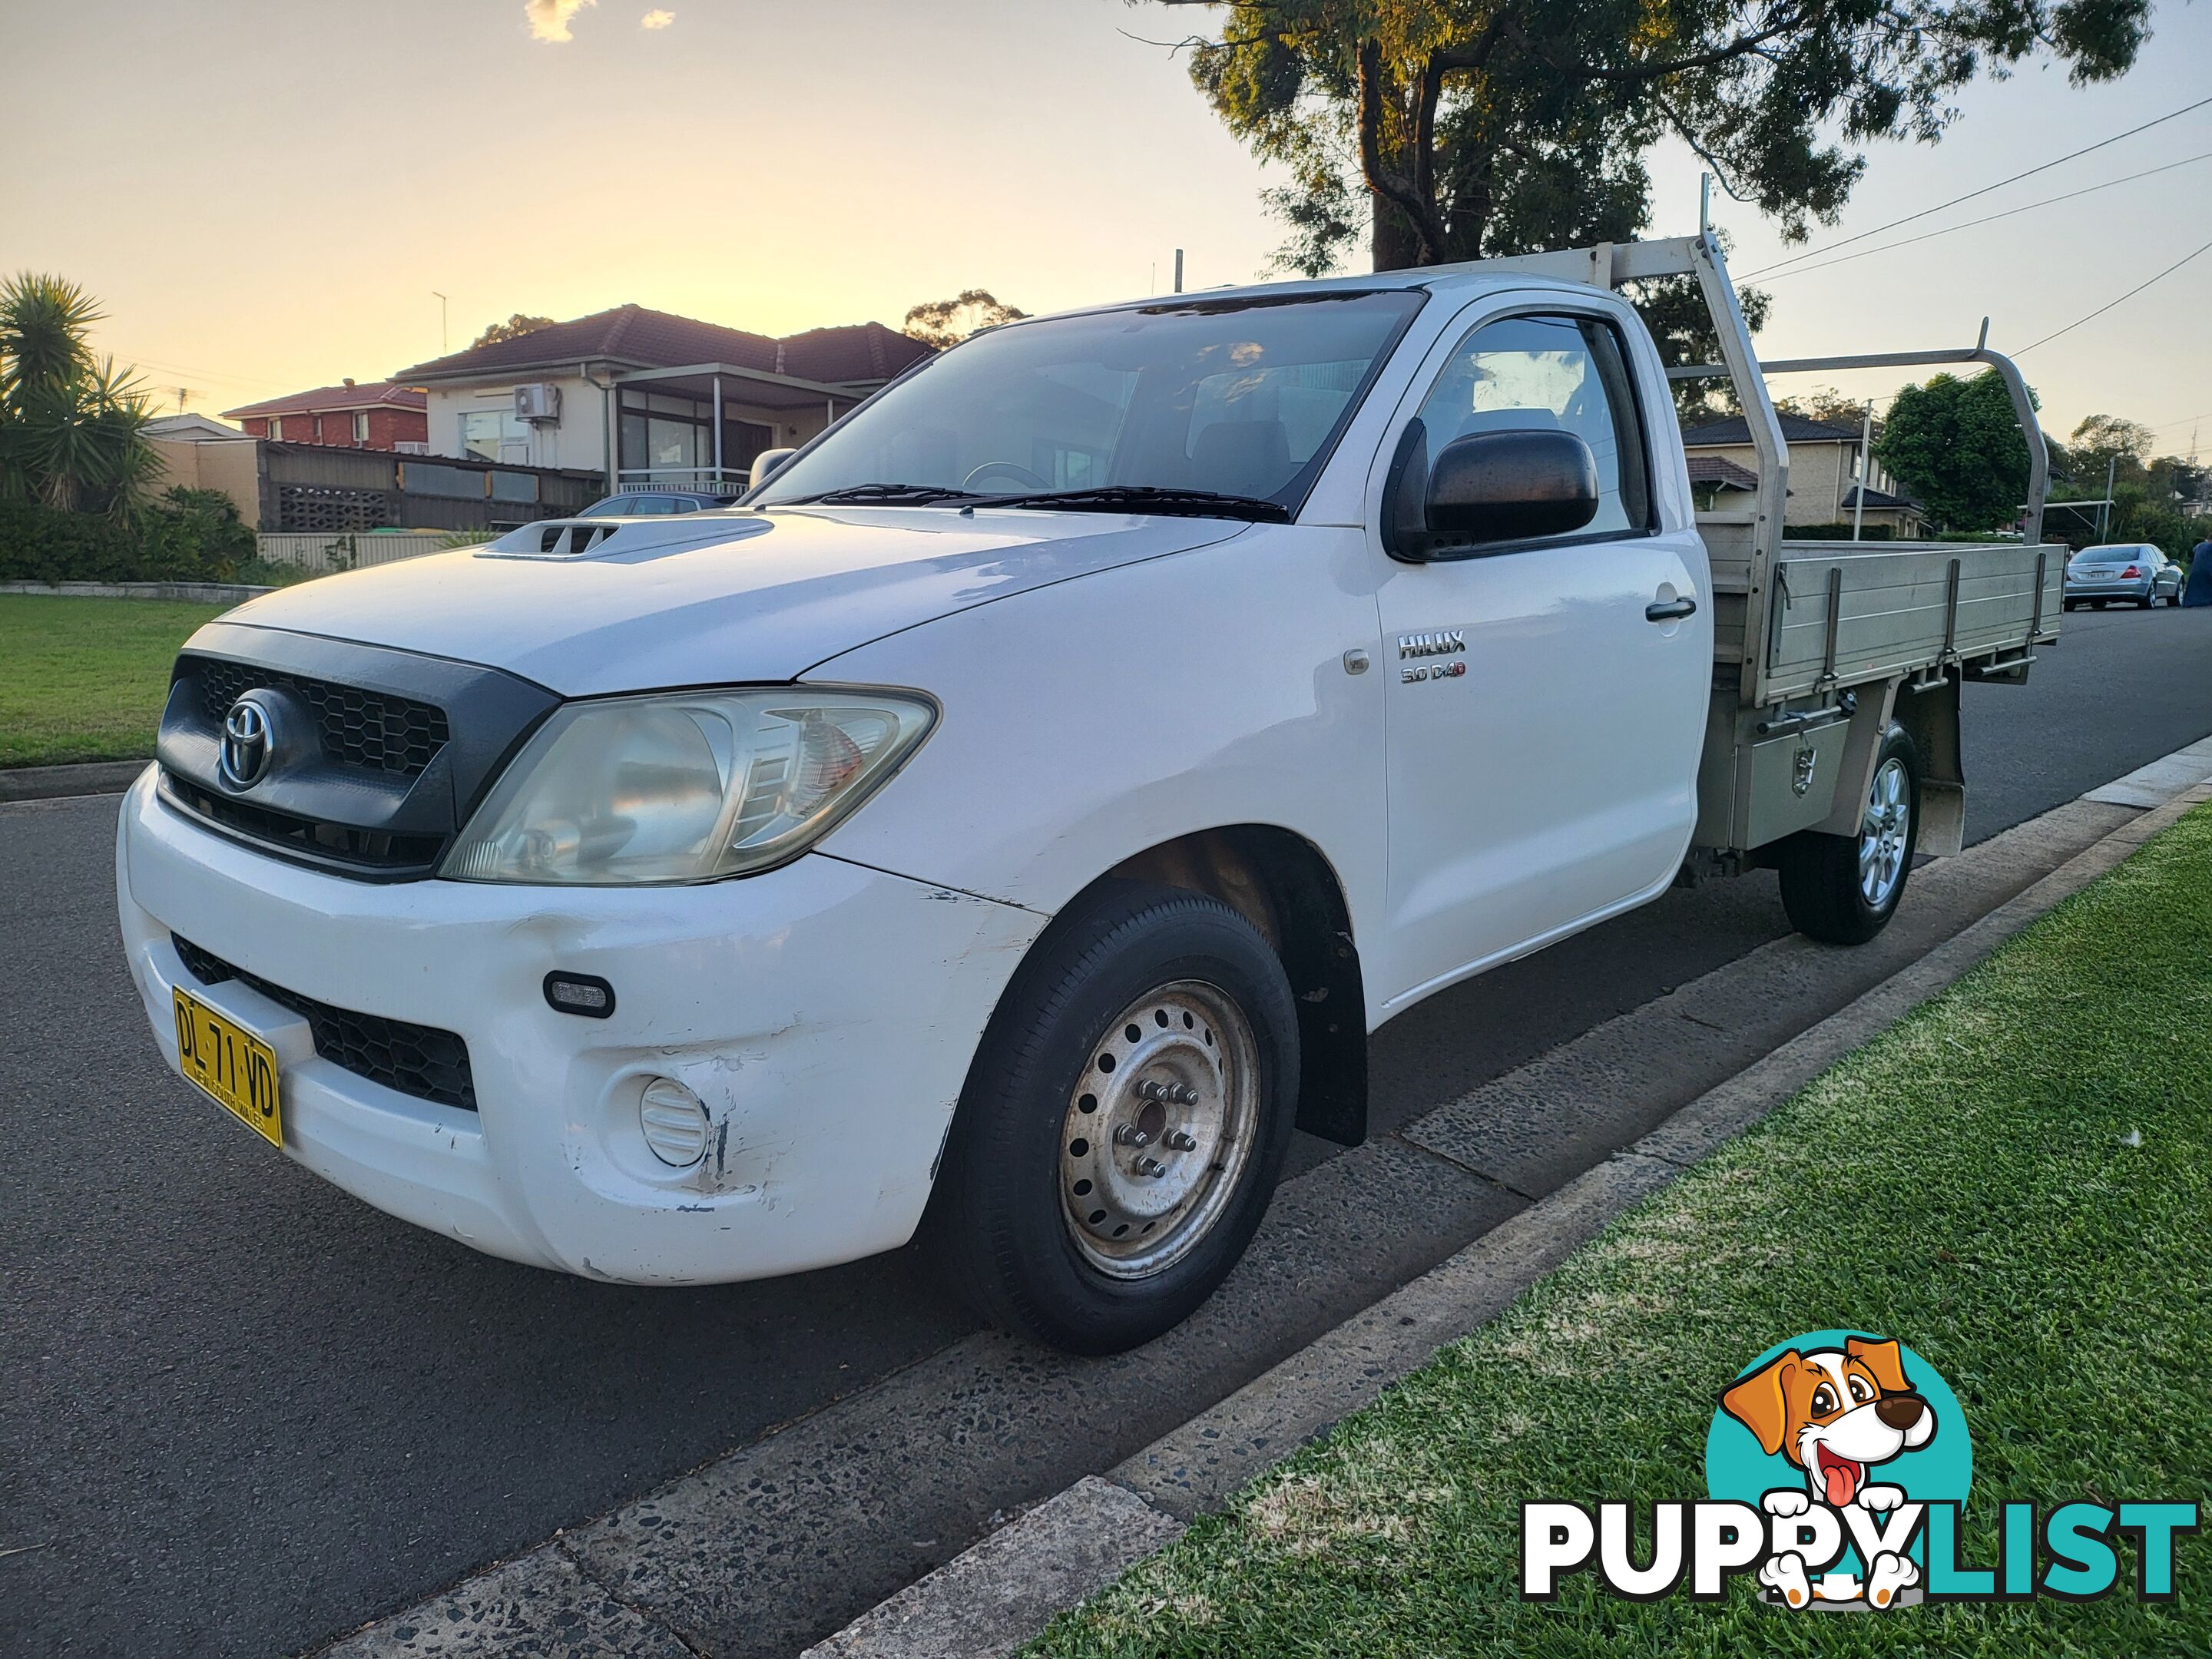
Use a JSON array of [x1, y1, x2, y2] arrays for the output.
[[1645, 597, 1698, 622]]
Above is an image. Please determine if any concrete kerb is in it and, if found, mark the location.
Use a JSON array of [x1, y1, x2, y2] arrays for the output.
[[0, 760, 152, 803], [0, 578, 271, 603], [801, 774, 2212, 1659]]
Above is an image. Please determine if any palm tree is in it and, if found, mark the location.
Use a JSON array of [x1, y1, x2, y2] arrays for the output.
[[0, 273, 158, 515]]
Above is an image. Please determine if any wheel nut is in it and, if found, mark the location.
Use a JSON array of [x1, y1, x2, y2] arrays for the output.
[[1164, 1130, 1198, 1151], [1137, 1080, 1171, 1102], [1135, 1156, 1168, 1178], [1113, 1124, 1154, 1147], [1168, 1084, 1200, 1106]]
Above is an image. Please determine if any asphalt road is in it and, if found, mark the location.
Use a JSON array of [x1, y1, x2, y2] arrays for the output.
[[5, 604, 2209, 1658]]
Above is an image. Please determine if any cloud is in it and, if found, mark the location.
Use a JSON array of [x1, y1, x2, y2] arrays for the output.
[[525, 0, 597, 42], [640, 8, 674, 26]]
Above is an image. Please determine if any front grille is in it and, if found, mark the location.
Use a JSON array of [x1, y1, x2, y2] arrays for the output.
[[164, 775, 446, 873], [195, 659, 450, 778], [172, 935, 477, 1112]]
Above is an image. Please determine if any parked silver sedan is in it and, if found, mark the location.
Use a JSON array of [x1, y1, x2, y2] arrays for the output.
[[2064, 542, 2184, 609]]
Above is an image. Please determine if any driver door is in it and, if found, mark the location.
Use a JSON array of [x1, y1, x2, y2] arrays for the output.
[[1366, 301, 1710, 1011]]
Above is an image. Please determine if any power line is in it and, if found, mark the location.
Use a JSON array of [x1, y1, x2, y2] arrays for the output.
[[1756, 149, 2212, 282], [1738, 93, 2212, 280], [2015, 234, 2212, 356], [101, 348, 297, 392]]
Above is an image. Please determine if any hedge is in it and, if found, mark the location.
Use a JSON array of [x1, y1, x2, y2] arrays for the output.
[[1782, 522, 1896, 541], [0, 487, 257, 584]]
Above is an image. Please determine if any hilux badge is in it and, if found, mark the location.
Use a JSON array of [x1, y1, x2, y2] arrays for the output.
[[1398, 630, 1465, 659]]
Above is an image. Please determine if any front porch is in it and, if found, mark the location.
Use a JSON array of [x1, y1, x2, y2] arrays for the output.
[[604, 361, 864, 493]]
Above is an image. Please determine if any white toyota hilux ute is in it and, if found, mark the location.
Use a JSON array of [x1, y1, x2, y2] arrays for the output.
[[121, 235, 2062, 1352]]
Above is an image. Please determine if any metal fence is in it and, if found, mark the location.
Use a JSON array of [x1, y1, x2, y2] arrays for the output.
[[254, 531, 462, 575]]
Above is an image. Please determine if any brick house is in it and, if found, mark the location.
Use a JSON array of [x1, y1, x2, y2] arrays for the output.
[[1681, 411, 1926, 536], [222, 380, 429, 451]]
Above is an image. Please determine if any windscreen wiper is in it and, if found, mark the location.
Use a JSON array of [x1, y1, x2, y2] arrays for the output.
[[960, 485, 1293, 524], [776, 482, 982, 506]]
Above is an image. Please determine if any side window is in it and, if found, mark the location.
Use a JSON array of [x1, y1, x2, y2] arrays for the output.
[[1413, 313, 1650, 539]]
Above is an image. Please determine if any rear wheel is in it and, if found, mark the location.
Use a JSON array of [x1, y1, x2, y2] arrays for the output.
[[2140, 593, 2157, 609], [926, 881, 1299, 1353], [1777, 724, 1921, 945]]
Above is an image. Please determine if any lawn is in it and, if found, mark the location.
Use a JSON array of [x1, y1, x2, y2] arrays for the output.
[[0, 594, 224, 767], [1030, 805, 2212, 1657]]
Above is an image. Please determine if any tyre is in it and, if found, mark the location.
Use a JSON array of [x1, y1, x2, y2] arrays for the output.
[[1776, 724, 1921, 946], [2139, 593, 2157, 609], [926, 880, 1299, 1353], [2091, 599, 2108, 610]]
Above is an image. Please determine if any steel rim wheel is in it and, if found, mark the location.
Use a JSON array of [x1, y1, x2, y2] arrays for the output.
[[1859, 756, 1911, 909], [1059, 979, 1260, 1280]]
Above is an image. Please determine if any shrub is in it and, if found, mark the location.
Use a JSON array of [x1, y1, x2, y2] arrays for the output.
[[0, 486, 256, 583]]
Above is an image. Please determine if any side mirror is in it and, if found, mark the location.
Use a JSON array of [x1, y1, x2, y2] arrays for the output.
[[750, 448, 798, 489], [1383, 423, 1601, 558], [1427, 429, 1600, 548]]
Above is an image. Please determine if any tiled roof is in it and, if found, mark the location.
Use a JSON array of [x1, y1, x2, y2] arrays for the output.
[[1685, 455, 1760, 492], [222, 381, 427, 419], [1842, 483, 1919, 511], [393, 306, 933, 387], [1681, 412, 1865, 445]]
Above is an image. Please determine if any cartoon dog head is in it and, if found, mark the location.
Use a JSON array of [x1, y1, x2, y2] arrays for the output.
[[1720, 1336, 1936, 1507]]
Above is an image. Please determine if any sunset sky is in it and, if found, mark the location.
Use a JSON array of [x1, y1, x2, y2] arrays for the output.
[[4, 0, 2208, 453]]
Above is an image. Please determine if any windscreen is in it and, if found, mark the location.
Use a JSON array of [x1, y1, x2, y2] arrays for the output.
[[753, 290, 1426, 512]]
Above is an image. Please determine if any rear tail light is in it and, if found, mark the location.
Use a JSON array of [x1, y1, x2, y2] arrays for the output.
[[2122, 565, 2143, 578]]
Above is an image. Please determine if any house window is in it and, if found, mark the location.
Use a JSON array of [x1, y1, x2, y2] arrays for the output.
[[460, 409, 529, 462], [267, 416, 283, 441], [617, 389, 717, 480], [353, 411, 370, 443]]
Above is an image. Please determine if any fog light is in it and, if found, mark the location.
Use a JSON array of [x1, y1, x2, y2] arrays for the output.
[[638, 1077, 710, 1167]]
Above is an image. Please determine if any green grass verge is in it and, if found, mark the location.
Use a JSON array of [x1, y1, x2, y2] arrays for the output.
[[0, 594, 224, 767], [1030, 806, 2212, 1657]]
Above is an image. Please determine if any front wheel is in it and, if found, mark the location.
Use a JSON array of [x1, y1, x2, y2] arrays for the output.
[[1776, 724, 1922, 945], [926, 881, 1299, 1353]]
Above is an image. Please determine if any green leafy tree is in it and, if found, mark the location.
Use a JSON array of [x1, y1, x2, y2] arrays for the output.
[[472, 313, 556, 348], [1874, 369, 2032, 532], [0, 273, 158, 515], [902, 290, 1028, 349], [1151, 0, 2150, 273]]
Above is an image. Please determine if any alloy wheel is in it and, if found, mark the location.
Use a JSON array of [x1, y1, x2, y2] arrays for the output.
[[1859, 756, 1911, 909]]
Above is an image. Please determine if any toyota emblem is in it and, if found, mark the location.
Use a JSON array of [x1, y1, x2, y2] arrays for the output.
[[219, 695, 276, 789]]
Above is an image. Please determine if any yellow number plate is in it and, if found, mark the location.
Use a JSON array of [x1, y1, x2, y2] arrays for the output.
[[173, 986, 283, 1147]]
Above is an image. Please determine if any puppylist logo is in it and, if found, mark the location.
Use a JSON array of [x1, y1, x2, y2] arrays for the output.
[[1522, 1330, 2197, 1609]]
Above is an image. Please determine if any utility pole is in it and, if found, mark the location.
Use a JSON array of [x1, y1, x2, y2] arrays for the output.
[[432, 291, 449, 353], [174, 386, 192, 415], [2101, 453, 2116, 540], [1853, 401, 1873, 542], [1174, 250, 1184, 294]]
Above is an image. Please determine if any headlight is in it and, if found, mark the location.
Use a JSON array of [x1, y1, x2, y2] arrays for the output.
[[442, 687, 935, 885]]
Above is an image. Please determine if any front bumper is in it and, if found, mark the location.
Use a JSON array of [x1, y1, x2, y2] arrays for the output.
[[116, 767, 1046, 1283]]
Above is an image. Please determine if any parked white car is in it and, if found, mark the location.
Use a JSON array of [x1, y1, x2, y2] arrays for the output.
[[121, 237, 2062, 1351]]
